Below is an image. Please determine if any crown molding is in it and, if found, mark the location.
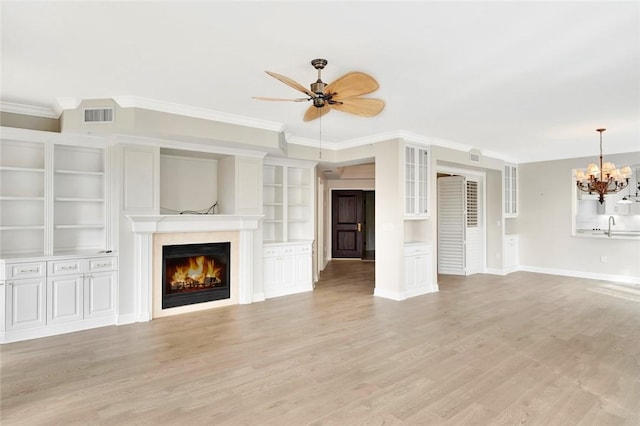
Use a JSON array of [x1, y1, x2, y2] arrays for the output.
[[0, 101, 59, 119], [286, 129, 512, 162], [53, 97, 81, 116], [286, 135, 341, 151], [112, 95, 284, 133]]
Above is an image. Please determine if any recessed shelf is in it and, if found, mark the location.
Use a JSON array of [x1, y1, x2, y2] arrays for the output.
[[54, 169, 104, 176], [54, 224, 105, 229], [0, 196, 45, 201], [55, 197, 104, 203], [0, 225, 45, 231], [0, 166, 45, 173]]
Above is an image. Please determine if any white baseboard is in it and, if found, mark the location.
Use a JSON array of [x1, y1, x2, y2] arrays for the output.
[[484, 267, 507, 276], [374, 287, 405, 301], [404, 286, 439, 298], [252, 292, 266, 302], [518, 265, 640, 285], [1, 316, 116, 344], [116, 313, 138, 325]]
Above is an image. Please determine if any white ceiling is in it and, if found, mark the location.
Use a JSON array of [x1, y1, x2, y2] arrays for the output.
[[1, 1, 639, 163]]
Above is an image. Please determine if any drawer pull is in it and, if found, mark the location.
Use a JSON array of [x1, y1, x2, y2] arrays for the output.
[[61, 265, 78, 271], [19, 268, 39, 274], [94, 263, 110, 268]]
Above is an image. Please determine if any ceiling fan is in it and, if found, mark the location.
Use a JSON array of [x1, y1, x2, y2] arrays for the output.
[[253, 58, 385, 122]]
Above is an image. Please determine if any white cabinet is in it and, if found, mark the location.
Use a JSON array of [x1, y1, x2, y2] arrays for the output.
[[504, 235, 519, 272], [7, 277, 47, 332], [504, 164, 518, 217], [263, 243, 313, 299], [3, 261, 47, 331], [1, 254, 117, 343], [405, 145, 430, 217], [263, 159, 315, 243], [403, 243, 433, 297], [85, 272, 116, 319]]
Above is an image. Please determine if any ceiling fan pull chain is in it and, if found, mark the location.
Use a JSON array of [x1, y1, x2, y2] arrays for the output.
[[319, 112, 322, 159]]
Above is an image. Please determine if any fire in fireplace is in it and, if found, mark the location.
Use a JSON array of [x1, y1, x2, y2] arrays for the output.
[[162, 242, 230, 309]]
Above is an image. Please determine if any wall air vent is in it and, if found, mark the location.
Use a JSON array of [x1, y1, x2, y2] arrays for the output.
[[469, 148, 481, 163], [83, 107, 114, 123]]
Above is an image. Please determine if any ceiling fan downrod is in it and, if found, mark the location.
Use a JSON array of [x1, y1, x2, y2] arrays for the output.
[[310, 58, 328, 105]]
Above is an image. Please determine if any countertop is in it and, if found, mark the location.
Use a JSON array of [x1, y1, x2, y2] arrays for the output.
[[575, 229, 640, 239]]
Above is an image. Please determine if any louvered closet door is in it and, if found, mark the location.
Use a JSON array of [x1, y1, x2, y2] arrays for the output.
[[465, 179, 482, 275], [437, 176, 466, 275]]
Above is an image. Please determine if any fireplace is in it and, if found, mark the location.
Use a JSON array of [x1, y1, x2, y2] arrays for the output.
[[162, 242, 231, 309]]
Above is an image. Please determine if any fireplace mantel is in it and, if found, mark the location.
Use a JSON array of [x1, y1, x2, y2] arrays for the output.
[[127, 214, 262, 233], [126, 214, 261, 322]]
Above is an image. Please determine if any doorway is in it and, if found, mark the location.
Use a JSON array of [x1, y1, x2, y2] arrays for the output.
[[331, 190, 375, 259]]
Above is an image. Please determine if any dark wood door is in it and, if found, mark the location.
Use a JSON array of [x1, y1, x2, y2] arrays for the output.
[[332, 190, 364, 258]]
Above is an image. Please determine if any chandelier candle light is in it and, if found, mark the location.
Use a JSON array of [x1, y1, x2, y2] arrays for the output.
[[576, 128, 631, 204]]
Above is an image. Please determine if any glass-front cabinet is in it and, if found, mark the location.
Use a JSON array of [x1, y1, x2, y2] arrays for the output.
[[405, 145, 429, 217], [504, 164, 518, 217]]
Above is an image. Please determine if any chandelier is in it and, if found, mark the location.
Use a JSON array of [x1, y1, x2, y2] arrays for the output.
[[575, 128, 630, 204]]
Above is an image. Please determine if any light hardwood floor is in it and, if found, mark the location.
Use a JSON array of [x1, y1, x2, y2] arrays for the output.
[[2, 261, 639, 425]]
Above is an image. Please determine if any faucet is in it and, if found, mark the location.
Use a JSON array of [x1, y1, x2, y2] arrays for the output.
[[607, 216, 616, 237]]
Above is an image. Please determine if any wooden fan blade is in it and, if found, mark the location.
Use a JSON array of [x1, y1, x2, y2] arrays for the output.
[[252, 96, 309, 102], [325, 72, 379, 101], [265, 71, 316, 98], [303, 105, 331, 122], [330, 98, 385, 117]]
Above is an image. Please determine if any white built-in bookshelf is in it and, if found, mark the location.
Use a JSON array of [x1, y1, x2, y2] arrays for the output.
[[262, 160, 314, 243], [0, 129, 109, 257]]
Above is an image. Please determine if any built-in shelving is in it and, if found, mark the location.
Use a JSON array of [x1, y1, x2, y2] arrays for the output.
[[0, 129, 110, 258], [53, 145, 106, 254], [262, 161, 315, 243], [0, 139, 46, 256]]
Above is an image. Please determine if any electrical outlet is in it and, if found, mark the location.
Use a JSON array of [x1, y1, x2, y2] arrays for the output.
[[600, 255, 608, 263]]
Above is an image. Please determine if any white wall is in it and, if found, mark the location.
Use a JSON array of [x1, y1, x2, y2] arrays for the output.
[[160, 155, 217, 213], [374, 139, 405, 299], [518, 152, 640, 282]]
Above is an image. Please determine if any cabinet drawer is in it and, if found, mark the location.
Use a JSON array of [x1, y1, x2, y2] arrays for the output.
[[404, 244, 431, 256], [296, 245, 312, 255], [88, 257, 117, 272], [48, 259, 83, 276], [281, 246, 296, 256], [263, 247, 279, 258], [6, 262, 46, 279]]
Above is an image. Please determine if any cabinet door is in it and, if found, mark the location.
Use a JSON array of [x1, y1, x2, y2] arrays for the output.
[[47, 275, 83, 324], [504, 165, 518, 217], [405, 146, 429, 217], [281, 255, 296, 291], [263, 256, 280, 297], [84, 271, 116, 319], [417, 148, 429, 215], [404, 255, 417, 290], [405, 146, 416, 214], [6, 278, 46, 331], [416, 255, 430, 288], [296, 254, 312, 291]]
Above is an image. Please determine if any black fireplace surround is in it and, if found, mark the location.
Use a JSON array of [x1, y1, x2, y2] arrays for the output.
[[162, 242, 231, 309]]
